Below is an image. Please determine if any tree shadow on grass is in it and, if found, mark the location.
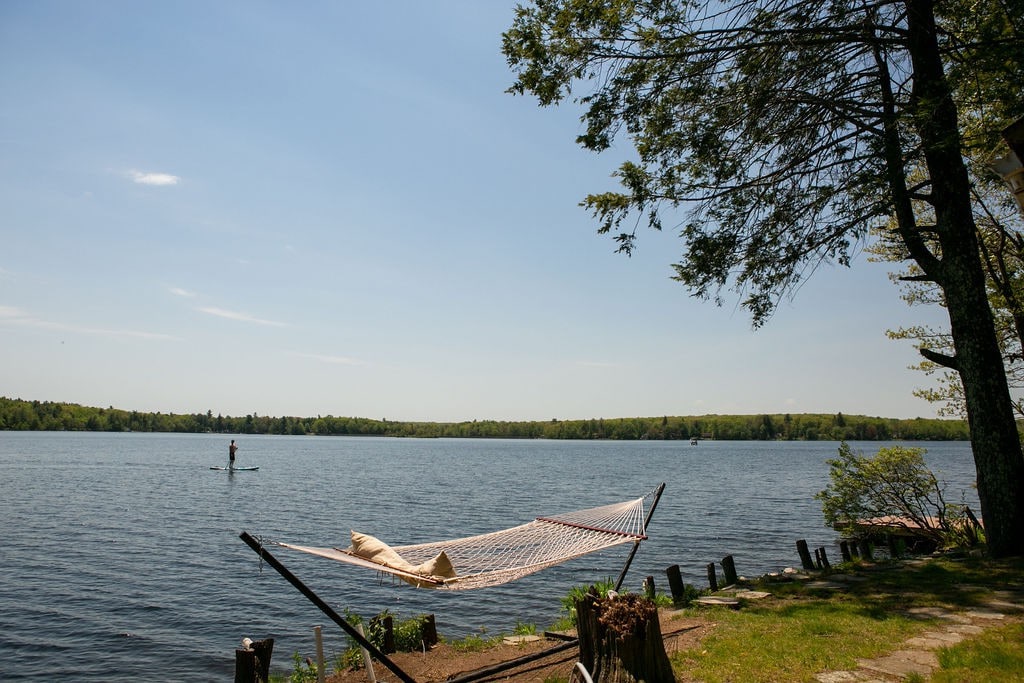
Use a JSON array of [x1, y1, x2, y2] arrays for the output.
[[766, 555, 1024, 621]]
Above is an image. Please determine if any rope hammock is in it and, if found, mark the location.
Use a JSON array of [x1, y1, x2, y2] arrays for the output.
[[274, 487, 661, 590]]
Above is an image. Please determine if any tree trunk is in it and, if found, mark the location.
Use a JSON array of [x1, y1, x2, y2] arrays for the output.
[[575, 590, 675, 682], [904, 0, 1024, 557]]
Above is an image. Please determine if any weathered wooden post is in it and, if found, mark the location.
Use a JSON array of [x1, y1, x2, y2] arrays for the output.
[[839, 540, 852, 562], [575, 588, 674, 683], [643, 575, 656, 600], [370, 614, 395, 654], [666, 565, 686, 605], [857, 538, 873, 561], [817, 547, 830, 569], [721, 555, 738, 586], [355, 623, 376, 683], [422, 614, 438, 648], [234, 637, 274, 683], [314, 626, 326, 683], [796, 540, 816, 571], [706, 562, 718, 592]]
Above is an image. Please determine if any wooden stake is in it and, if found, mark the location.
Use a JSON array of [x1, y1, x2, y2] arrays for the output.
[[314, 626, 325, 683], [796, 539, 816, 570], [666, 564, 686, 605], [356, 623, 376, 683], [721, 555, 738, 585]]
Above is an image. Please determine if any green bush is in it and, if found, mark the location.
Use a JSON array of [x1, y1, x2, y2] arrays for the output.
[[816, 442, 969, 548]]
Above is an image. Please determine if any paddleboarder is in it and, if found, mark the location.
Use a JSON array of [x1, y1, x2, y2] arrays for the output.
[[229, 439, 238, 468]]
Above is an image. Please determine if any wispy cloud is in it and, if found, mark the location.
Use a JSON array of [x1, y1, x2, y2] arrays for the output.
[[0, 306, 177, 340], [169, 287, 197, 298], [291, 352, 365, 366], [198, 306, 287, 327], [128, 170, 181, 186]]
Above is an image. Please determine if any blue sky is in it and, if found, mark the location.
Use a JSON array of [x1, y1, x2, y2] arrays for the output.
[[0, 1, 951, 422]]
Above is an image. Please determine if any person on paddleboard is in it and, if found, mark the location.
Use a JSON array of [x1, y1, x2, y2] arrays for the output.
[[229, 439, 238, 468]]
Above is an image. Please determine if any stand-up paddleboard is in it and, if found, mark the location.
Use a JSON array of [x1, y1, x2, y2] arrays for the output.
[[210, 465, 259, 471]]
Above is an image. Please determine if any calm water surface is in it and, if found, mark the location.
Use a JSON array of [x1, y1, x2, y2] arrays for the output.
[[0, 433, 978, 681]]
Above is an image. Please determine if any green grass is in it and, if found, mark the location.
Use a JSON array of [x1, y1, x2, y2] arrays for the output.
[[672, 600, 927, 682], [931, 622, 1024, 682], [668, 555, 1024, 683]]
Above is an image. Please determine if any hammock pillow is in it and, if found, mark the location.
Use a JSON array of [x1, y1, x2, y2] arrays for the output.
[[350, 531, 456, 583]]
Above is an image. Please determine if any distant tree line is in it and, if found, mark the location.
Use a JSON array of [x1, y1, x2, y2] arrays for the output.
[[0, 397, 973, 441]]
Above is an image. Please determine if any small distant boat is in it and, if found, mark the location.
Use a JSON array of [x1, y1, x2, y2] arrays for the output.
[[210, 465, 259, 471]]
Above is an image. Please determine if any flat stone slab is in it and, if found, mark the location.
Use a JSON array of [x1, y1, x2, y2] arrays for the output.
[[905, 606, 953, 619], [733, 590, 772, 600], [814, 671, 863, 682], [829, 574, 869, 583], [965, 609, 1006, 620], [815, 671, 888, 683], [502, 634, 542, 645], [695, 596, 740, 608], [905, 631, 964, 649], [806, 581, 846, 590], [859, 649, 938, 678]]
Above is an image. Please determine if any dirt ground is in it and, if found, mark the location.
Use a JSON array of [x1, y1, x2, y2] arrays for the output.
[[324, 610, 711, 683]]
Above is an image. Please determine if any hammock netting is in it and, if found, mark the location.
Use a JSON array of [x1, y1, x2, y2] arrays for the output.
[[275, 488, 658, 590]]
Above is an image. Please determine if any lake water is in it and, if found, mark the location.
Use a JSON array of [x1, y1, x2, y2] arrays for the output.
[[0, 432, 978, 681]]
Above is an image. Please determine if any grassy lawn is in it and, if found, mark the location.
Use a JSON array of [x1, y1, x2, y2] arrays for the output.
[[667, 555, 1024, 683]]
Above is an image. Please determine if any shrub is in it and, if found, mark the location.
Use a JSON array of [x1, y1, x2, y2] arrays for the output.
[[816, 442, 968, 548]]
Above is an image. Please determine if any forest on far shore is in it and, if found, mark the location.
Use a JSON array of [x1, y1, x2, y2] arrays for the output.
[[0, 396, 971, 441]]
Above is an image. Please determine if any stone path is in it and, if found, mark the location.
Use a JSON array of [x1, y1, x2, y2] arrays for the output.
[[814, 590, 1023, 682]]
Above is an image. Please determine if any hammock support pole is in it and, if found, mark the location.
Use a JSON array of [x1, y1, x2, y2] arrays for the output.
[[239, 531, 417, 683], [614, 483, 665, 591]]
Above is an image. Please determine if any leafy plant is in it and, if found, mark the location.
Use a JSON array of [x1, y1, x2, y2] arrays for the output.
[[513, 620, 537, 636], [558, 578, 617, 627], [285, 652, 319, 683], [450, 629, 501, 653], [336, 609, 434, 670], [816, 442, 968, 548]]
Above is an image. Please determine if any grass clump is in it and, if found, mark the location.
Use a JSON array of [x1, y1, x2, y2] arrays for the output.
[[671, 555, 1024, 682], [931, 622, 1024, 682], [672, 600, 926, 682], [449, 628, 502, 653]]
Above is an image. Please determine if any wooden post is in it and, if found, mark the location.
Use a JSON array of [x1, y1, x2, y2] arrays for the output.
[[706, 562, 718, 592], [314, 626, 326, 683], [721, 555, 738, 586], [840, 540, 852, 562], [643, 575, 656, 600], [382, 615, 395, 654], [422, 614, 438, 648], [356, 623, 376, 683], [814, 547, 823, 569], [796, 540, 816, 571], [857, 538, 873, 561], [817, 547, 831, 570], [666, 564, 686, 605], [574, 589, 674, 683], [234, 638, 274, 683]]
